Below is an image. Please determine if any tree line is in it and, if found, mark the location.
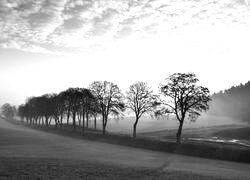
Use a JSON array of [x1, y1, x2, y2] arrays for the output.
[[3, 73, 211, 143]]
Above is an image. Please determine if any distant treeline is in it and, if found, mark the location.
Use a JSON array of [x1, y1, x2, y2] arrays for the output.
[[209, 81, 250, 122]]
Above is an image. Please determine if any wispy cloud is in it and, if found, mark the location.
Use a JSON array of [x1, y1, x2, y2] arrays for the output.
[[0, 0, 249, 53]]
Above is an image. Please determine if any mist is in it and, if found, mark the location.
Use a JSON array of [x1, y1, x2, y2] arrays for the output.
[[86, 114, 242, 135]]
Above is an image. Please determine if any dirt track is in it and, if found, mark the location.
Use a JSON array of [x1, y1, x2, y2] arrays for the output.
[[1, 118, 250, 179]]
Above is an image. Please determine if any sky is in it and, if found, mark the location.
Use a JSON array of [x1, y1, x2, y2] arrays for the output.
[[0, 0, 250, 106]]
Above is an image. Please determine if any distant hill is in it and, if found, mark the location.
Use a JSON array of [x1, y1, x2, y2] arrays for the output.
[[208, 81, 250, 122]]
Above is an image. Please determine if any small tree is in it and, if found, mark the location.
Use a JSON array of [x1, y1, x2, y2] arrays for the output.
[[126, 82, 159, 138], [89, 81, 125, 135], [160, 73, 211, 143], [1, 103, 15, 119]]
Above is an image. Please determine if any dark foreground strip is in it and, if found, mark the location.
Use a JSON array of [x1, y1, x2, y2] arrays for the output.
[[0, 157, 227, 180]]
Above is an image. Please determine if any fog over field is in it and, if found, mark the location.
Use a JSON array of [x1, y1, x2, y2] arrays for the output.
[[98, 114, 240, 134]]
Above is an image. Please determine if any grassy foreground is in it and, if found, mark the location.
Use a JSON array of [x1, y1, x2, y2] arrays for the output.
[[0, 157, 229, 180], [7, 118, 250, 163]]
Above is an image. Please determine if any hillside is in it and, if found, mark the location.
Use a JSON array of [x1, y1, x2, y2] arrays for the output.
[[208, 81, 250, 122]]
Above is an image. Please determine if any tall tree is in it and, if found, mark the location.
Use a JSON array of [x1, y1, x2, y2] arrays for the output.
[[68, 88, 82, 130], [17, 104, 26, 122], [88, 100, 101, 130], [89, 81, 125, 134], [25, 97, 38, 124], [160, 73, 211, 143], [55, 93, 66, 127], [59, 90, 73, 126], [59, 88, 82, 129], [126, 82, 159, 138], [50, 93, 63, 127], [40, 94, 54, 126], [79, 88, 96, 133]]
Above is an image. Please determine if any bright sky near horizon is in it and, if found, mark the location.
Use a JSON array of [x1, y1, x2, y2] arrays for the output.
[[0, 0, 250, 105]]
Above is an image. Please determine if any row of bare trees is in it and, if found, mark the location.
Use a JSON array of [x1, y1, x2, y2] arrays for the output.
[[16, 73, 211, 143], [18, 82, 127, 135]]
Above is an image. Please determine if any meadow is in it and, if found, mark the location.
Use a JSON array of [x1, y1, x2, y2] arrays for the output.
[[2, 117, 250, 180], [0, 157, 230, 180], [11, 116, 250, 164]]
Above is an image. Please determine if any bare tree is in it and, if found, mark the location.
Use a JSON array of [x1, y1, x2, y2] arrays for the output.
[[89, 81, 125, 135], [160, 73, 211, 143], [126, 82, 159, 138]]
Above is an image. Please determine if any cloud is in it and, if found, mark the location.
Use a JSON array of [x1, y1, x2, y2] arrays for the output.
[[28, 12, 57, 28], [62, 17, 85, 30], [0, 0, 249, 54]]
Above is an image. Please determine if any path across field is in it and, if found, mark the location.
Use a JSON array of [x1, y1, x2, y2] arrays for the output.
[[0, 118, 250, 179]]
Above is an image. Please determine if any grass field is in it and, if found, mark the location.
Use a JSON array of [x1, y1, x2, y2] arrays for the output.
[[214, 127, 250, 140], [17, 120, 250, 163], [2, 118, 250, 179], [0, 157, 234, 180], [140, 122, 250, 146]]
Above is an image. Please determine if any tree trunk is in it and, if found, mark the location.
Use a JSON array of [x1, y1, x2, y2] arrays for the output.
[[86, 112, 89, 128], [94, 116, 97, 130], [133, 116, 139, 138], [78, 113, 81, 126], [82, 112, 85, 134], [60, 114, 63, 128], [176, 120, 184, 143], [55, 117, 58, 127], [102, 116, 107, 135], [48, 117, 52, 126], [45, 116, 49, 126], [67, 110, 70, 125], [35, 117, 38, 125], [72, 111, 76, 130]]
